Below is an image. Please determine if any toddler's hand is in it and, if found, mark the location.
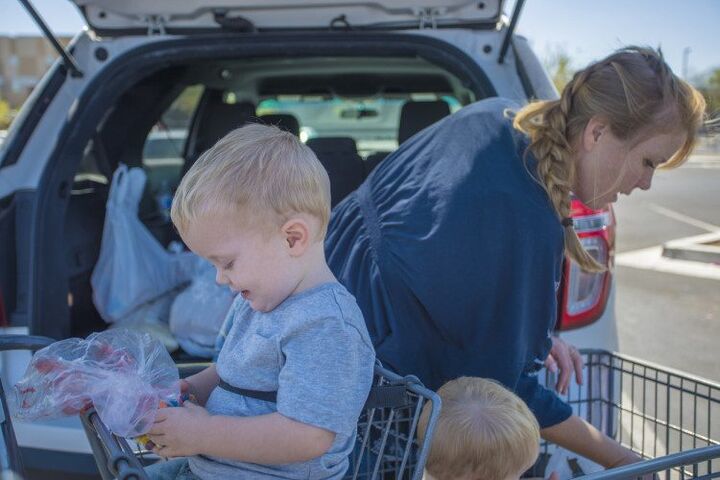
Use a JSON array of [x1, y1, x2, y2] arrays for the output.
[[147, 400, 210, 458], [179, 378, 192, 396], [178, 379, 201, 406]]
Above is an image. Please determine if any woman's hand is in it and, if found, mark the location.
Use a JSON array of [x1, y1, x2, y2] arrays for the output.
[[608, 449, 658, 480], [544, 336, 583, 395], [147, 401, 211, 458], [542, 416, 658, 480], [608, 449, 642, 468]]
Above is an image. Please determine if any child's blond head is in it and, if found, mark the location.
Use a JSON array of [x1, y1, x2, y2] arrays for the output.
[[171, 123, 331, 240], [418, 377, 540, 480]]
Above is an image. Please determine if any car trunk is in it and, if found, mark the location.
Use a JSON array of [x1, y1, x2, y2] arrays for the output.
[[34, 33, 495, 358]]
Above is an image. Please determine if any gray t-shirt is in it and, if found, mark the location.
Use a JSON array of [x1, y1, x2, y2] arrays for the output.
[[189, 282, 375, 479]]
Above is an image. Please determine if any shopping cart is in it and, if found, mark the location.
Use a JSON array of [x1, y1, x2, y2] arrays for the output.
[[0, 334, 56, 476], [81, 350, 720, 480], [80, 362, 441, 480], [3, 336, 718, 479], [534, 350, 720, 479]]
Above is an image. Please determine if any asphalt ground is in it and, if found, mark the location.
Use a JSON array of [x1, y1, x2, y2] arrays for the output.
[[613, 153, 720, 383]]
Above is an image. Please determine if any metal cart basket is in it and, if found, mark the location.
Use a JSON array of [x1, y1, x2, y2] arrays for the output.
[[536, 350, 720, 479], [3, 335, 718, 479], [80, 362, 441, 480]]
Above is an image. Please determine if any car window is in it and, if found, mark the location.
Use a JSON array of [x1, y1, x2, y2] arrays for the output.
[[255, 93, 463, 158], [142, 85, 203, 194]]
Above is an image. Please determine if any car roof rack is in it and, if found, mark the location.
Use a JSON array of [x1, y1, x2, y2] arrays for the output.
[[17, 0, 84, 77]]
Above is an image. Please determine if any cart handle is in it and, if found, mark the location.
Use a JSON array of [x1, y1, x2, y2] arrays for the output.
[[0, 335, 55, 352], [578, 445, 720, 480]]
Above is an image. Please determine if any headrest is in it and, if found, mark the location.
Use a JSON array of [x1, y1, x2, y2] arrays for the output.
[[256, 113, 300, 136], [194, 101, 256, 152], [306, 137, 359, 154], [398, 100, 451, 144]]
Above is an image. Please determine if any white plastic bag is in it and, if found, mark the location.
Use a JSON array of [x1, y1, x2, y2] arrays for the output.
[[170, 260, 235, 358], [109, 289, 181, 353], [9, 329, 179, 438], [91, 164, 194, 323], [544, 447, 603, 479]]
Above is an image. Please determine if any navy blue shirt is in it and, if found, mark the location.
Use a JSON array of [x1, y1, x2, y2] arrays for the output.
[[325, 98, 572, 428]]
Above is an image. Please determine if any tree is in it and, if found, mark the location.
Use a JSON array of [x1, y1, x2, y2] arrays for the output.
[[0, 99, 12, 130], [543, 46, 575, 93], [700, 68, 720, 121]]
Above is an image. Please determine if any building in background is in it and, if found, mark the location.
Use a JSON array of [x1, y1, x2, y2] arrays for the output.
[[0, 35, 71, 108]]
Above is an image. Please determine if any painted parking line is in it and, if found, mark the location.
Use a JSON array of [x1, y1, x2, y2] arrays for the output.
[[616, 244, 720, 280], [682, 163, 720, 169], [616, 205, 720, 279], [683, 154, 720, 169], [646, 204, 720, 232]]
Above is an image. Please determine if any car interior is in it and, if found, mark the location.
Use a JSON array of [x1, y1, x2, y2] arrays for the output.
[[63, 54, 480, 360]]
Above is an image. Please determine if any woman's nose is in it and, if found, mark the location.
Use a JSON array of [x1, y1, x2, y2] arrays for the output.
[[638, 170, 654, 191]]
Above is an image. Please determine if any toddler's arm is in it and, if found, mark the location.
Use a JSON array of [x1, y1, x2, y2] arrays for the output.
[[181, 365, 220, 406], [200, 412, 335, 463], [150, 407, 335, 463]]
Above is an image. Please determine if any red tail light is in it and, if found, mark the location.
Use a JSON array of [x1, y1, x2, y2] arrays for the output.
[[556, 199, 615, 331]]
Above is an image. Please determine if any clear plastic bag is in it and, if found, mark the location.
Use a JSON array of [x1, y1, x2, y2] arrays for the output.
[[170, 259, 236, 358], [91, 164, 195, 324], [9, 329, 180, 438]]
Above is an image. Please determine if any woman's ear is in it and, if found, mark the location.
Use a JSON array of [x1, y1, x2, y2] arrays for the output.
[[282, 218, 310, 256], [582, 116, 607, 151]]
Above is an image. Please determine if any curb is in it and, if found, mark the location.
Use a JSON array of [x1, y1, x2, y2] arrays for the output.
[[662, 231, 720, 264]]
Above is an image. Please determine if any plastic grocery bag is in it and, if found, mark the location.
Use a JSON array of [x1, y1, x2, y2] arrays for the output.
[[170, 259, 235, 358], [109, 290, 181, 353], [91, 164, 195, 323], [9, 329, 180, 438], [544, 447, 603, 479]]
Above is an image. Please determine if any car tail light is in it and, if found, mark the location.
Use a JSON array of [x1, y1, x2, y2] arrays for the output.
[[556, 199, 615, 331]]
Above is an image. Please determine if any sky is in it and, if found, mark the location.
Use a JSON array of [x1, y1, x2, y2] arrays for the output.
[[2, 0, 718, 80], [515, 0, 719, 81]]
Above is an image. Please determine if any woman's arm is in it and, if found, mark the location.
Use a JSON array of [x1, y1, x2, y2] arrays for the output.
[[181, 364, 220, 406], [541, 415, 640, 468]]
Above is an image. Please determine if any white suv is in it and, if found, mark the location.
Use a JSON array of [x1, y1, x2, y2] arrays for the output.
[[0, 1, 616, 477]]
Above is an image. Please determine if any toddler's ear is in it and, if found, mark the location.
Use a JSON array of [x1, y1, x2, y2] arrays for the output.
[[283, 218, 310, 255]]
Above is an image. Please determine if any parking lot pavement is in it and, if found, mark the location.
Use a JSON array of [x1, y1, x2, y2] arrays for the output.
[[615, 264, 719, 382], [612, 162, 720, 383]]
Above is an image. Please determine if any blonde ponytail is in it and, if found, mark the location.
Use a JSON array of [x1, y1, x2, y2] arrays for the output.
[[514, 67, 604, 272]]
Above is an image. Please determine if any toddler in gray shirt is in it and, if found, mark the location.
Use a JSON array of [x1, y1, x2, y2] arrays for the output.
[[145, 124, 375, 480]]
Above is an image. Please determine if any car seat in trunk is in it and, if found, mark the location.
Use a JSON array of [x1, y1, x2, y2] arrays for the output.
[[64, 179, 109, 338]]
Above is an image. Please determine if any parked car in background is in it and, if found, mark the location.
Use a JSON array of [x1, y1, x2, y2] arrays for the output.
[[0, 0, 616, 476]]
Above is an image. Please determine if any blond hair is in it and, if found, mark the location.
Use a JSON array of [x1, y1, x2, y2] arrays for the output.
[[514, 46, 706, 272], [417, 377, 540, 480], [171, 123, 331, 240]]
